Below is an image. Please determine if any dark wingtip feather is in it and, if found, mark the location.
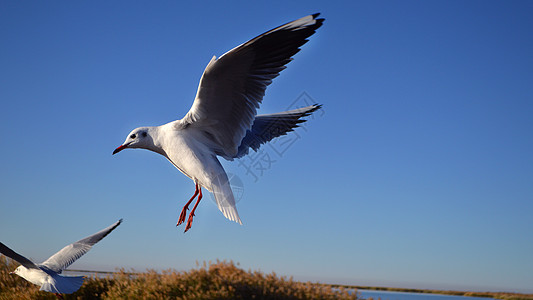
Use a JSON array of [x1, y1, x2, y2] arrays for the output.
[[99, 219, 123, 241], [311, 13, 325, 28], [301, 104, 323, 116], [311, 103, 323, 111]]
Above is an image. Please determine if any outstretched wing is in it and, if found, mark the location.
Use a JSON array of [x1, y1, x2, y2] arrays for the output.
[[40, 219, 122, 273], [177, 14, 324, 159], [235, 104, 321, 158], [0, 242, 39, 269]]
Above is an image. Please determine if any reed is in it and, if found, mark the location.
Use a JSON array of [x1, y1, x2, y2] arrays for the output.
[[0, 256, 358, 299]]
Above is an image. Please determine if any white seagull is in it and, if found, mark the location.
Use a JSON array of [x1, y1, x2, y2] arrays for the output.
[[113, 13, 324, 232], [1, 219, 122, 298]]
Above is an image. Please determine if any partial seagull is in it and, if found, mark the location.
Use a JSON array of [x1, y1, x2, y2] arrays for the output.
[[1, 219, 122, 298], [113, 13, 324, 232]]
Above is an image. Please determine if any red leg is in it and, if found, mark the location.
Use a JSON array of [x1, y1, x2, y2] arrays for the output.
[[55, 293, 64, 299], [184, 186, 202, 232], [177, 182, 199, 226]]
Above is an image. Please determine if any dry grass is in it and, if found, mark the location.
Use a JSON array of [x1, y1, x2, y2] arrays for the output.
[[5, 255, 532, 300], [0, 256, 358, 299]]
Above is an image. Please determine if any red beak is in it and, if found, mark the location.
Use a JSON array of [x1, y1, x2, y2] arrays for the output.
[[113, 144, 128, 155]]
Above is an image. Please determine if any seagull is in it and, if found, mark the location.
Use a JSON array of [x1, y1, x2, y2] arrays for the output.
[[113, 13, 324, 232], [1, 219, 122, 298]]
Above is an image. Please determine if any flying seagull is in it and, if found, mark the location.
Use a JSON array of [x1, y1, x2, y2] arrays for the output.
[[113, 13, 324, 232], [1, 219, 122, 298]]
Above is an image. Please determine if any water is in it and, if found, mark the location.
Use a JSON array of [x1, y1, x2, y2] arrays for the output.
[[358, 290, 498, 300]]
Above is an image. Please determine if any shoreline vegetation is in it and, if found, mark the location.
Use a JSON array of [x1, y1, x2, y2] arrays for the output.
[[1, 256, 532, 300]]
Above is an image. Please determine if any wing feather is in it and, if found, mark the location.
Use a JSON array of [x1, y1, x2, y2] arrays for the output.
[[40, 219, 122, 273], [235, 105, 321, 158], [0, 242, 39, 269], [178, 14, 324, 159]]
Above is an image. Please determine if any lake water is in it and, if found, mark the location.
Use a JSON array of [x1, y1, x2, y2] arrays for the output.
[[358, 290, 499, 300]]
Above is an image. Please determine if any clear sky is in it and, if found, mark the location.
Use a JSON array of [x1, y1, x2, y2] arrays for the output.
[[1, 0, 532, 294]]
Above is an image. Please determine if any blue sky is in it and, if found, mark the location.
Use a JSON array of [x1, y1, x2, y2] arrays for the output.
[[1, 0, 532, 294]]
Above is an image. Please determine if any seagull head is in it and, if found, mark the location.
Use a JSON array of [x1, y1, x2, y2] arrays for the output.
[[113, 127, 153, 155], [10, 265, 25, 276]]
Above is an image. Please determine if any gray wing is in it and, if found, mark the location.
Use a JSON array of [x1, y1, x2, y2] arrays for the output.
[[235, 105, 321, 158], [40, 219, 122, 273], [177, 14, 324, 159], [0, 242, 39, 269]]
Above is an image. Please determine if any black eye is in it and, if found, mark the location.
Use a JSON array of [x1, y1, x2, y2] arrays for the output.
[[130, 134, 136, 139], [141, 132, 147, 137]]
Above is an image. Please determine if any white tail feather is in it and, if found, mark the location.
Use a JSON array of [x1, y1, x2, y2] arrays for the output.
[[211, 173, 243, 225]]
